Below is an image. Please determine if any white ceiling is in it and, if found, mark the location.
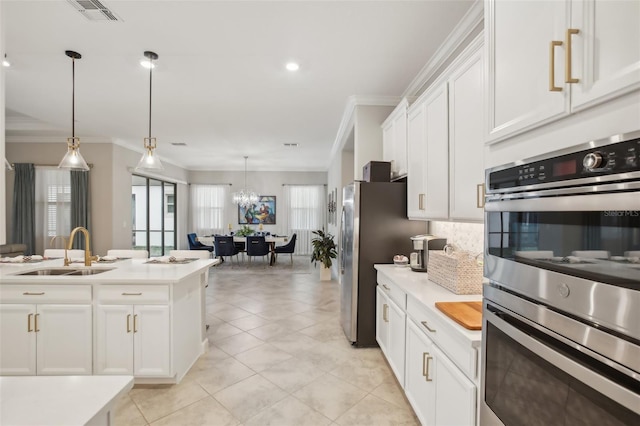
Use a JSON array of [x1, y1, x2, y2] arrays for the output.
[[3, 0, 475, 172]]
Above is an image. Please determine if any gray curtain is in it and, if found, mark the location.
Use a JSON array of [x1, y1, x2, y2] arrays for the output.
[[12, 163, 36, 255], [70, 170, 90, 249]]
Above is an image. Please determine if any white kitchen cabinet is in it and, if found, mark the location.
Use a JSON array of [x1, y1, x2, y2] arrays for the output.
[[485, 0, 640, 144], [96, 304, 170, 377], [382, 98, 412, 178], [448, 44, 485, 221], [376, 285, 406, 387], [407, 83, 449, 220], [405, 319, 476, 426], [0, 285, 93, 376]]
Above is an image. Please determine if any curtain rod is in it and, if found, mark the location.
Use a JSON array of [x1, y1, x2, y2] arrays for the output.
[[188, 183, 232, 186], [10, 163, 94, 169], [282, 183, 327, 186]]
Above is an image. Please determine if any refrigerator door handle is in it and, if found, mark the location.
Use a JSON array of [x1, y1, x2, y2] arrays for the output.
[[340, 206, 346, 274]]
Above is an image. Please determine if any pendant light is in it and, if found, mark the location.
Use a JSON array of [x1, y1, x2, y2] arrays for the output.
[[58, 50, 90, 171], [232, 156, 259, 208], [135, 51, 164, 171]]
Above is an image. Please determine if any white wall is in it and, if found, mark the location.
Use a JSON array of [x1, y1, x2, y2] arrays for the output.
[[0, 4, 5, 245], [187, 170, 327, 241], [354, 105, 394, 180]]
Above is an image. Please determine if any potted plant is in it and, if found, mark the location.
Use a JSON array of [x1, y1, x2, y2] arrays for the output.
[[311, 228, 337, 281]]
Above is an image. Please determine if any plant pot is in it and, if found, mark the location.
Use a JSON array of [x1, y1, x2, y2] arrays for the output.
[[320, 265, 332, 281]]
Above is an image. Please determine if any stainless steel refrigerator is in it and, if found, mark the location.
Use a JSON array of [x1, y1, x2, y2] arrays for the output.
[[340, 181, 424, 347]]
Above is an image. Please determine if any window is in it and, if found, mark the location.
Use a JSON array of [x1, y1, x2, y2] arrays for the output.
[[166, 194, 175, 214], [132, 175, 177, 256], [35, 169, 71, 254], [190, 185, 228, 236], [284, 185, 326, 255]]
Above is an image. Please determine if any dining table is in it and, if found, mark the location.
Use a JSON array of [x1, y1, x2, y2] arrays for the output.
[[197, 235, 289, 266]]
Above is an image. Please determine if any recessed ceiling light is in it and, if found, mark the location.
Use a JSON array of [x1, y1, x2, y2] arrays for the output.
[[2, 54, 10, 67], [285, 62, 299, 72], [140, 58, 156, 69]]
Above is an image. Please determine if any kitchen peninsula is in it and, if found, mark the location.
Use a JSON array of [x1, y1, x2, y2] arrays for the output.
[[0, 257, 217, 384]]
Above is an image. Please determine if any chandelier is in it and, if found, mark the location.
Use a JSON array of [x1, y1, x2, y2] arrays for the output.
[[232, 156, 259, 208]]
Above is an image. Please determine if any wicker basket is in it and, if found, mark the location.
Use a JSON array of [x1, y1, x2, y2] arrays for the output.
[[428, 249, 483, 295]]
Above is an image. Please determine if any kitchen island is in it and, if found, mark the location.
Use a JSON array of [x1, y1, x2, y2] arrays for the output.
[[0, 257, 218, 384]]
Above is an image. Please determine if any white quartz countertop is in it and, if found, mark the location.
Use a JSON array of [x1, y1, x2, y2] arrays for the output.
[[0, 375, 133, 426], [0, 257, 219, 284], [375, 264, 483, 344]]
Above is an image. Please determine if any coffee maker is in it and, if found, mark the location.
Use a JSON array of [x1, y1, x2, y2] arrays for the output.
[[410, 235, 447, 272]]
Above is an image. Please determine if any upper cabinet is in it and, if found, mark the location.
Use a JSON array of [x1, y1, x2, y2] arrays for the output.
[[382, 98, 413, 179], [486, 0, 640, 144], [407, 35, 484, 222]]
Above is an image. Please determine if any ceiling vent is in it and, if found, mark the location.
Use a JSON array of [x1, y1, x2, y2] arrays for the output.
[[284, 143, 299, 147], [67, 0, 120, 21], [171, 142, 187, 146]]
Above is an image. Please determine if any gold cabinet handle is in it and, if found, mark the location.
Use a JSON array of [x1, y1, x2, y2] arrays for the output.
[[425, 355, 433, 381], [383, 304, 389, 322], [382, 284, 390, 291], [477, 183, 485, 209], [122, 292, 142, 296], [27, 313, 34, 332], [565, 29, 580, 83], [422, 352, 429, 377], [133, 314, 138, 333], [34, 313, 40, 332], [418, 193, 425, 210], [126, 314, 131, 333], [549, 40, 563, 91], [421, 321, 436, 333], [23, 292, 45, 296]]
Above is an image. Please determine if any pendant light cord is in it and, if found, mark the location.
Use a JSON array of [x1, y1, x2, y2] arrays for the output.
[[71, 57, 75, 138], [148, 56, 153, 139]]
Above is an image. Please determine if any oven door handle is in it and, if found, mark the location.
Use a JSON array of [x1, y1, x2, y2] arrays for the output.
[[483, 302, 640, 415]]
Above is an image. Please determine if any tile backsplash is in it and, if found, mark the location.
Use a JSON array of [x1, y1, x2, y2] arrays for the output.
[[428, 221, 484, 255]]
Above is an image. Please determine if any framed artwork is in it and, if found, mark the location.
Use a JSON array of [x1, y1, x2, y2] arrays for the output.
[[238, 195, 276, 224]]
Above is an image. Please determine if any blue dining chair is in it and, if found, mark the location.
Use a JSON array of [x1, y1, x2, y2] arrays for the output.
[[246, 236, 270, 265], [187, 233, 214, 252], [214, 236, 241, 264], [274, 233, 297, 265]]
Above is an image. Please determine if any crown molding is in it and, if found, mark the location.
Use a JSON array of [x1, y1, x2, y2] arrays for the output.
[[5, 135, 112, 144], [402, 0, 484, 97]]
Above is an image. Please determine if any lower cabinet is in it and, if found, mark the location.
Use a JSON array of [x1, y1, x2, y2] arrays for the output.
[[376, 286, 407, 387], [405, 318, 476, 426], [95, 304, 170, 377], [0, 303, 92, 375]]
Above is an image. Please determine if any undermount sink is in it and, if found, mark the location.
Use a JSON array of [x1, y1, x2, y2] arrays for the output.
[[17, 268, 113, 276]]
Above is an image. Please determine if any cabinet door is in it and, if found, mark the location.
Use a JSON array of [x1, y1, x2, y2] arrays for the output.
[[96, 305, 134, 375], [407, 104, 427, 219], [424, 84, 449, 220], [36, 304, 92, 375], [486, 0, 570, 143], [432, 345, 476, 426], [404, 319, 436, 426], [449, 46, 485, 221], [393, 112, 408, 176], [570, 0, 640, 111], [387, 297, 406, 388], [375, 286, 389, 355], [133, 305, 171, 377], [0, 304, 36, 375]]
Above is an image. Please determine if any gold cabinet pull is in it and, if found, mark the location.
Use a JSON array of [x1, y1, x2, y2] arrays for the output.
[[383, 304, 389, 322], [421, 321, 436, 333], [425, 354, 433, 381], [382, 284, 390, 291], [565, 29, 580, 83], [122, 292, 142, 296], [422, 352, 429, 377], [126, 314, 131, 333], [133, 314, 138, 333], [418, 194, 425, 210], [34, 313, 40, 332], [549, 40, 563, 91], [23, 292, 45, 296], [27, 313, 34, 332], [477, 183, 485, 209]]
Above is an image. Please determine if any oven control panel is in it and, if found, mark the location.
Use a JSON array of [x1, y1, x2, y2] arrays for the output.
[[488, 136, 640, 191]]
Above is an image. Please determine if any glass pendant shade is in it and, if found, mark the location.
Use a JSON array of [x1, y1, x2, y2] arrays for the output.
[[59, 50, 89, 172], [135, 51, 164, 172], [59, 137, 90, 171], [232, 156, 259, 208]]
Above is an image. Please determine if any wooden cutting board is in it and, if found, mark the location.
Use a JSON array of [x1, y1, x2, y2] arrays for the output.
[[435, 301, 482, 330]]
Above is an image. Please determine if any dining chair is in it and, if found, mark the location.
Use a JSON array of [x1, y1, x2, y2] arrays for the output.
[[214, 236, 240, 264], [107, 249, 149, 259], [43, 249, 85, 259], [274, 233, 297, 265], [246, 236, 270, 265], [187, 233, 214, 252]]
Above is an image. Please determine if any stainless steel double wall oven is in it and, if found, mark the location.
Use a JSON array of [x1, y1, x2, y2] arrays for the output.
[[481, 132, 640, 425]]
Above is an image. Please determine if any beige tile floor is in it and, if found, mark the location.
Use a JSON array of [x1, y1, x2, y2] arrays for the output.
[[114, 257, 419, 425]]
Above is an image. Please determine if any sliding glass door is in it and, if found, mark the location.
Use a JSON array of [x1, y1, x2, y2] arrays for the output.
[[132, 175, 176, 256]]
